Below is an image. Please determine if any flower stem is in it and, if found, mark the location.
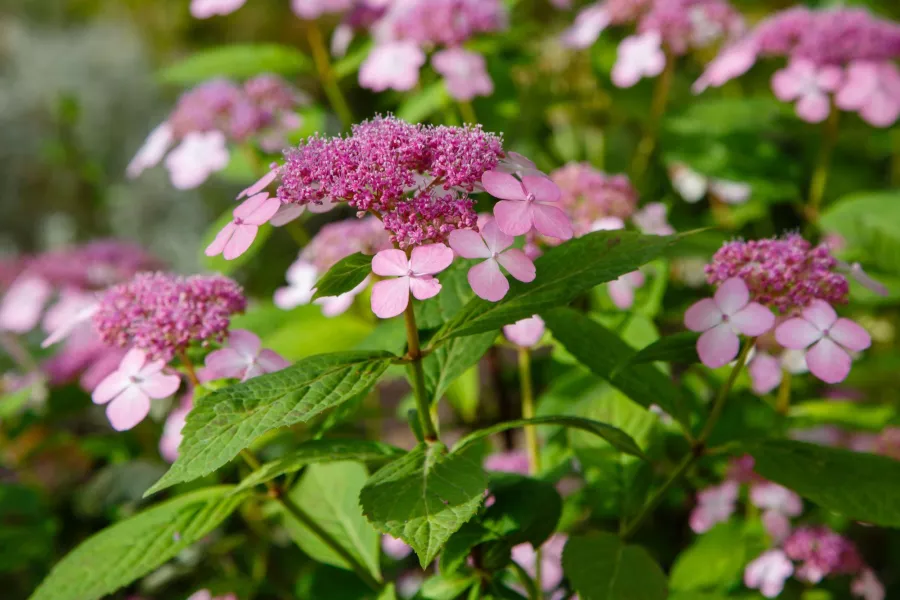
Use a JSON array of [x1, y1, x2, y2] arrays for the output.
[[805, 107, 840, 225], [698, 338, 756, 443], [177, 350, 201, 387], [776, 369, 793, 416], [517, 347, 542, 598], [630, 53, 675, 181], [458, 101, 478, 125], [306, 22, 354, 128], [620, 452, 694, 540], [404, 302, 439, 442]]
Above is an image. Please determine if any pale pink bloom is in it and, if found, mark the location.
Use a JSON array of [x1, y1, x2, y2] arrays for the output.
[[203, 329, 290, 382], [331, 24, 355, 58], [751, 482, 802, 542], [359, 41, 426, 92], [689, 480, 738, 533], [771, 59, 842, 123], [748, 351, 782, 395], [503, 315, 545, 348], [484, 450, 530, 474], [382, 535, 413, 560], [269, 202, 306, 226], [632, 202, 674, 235], [370, 245, 454, 319], [709, 179, 751, 204], [482, 171, 573, 240], [693, 39, 758, 93], [432, 48, 494, 102], [761, 510, 792, 544], [448, 220, 536, 302], [512, 534, 567, 591], [205, 193, 281, 261], [237, 168, 279, 200], [775, 299, 871, 384], [670, 163, 708, 203], [41, 300, 99, 349], [92, 348, 181, 431], [612, 32, 666, 88], [590, 216, 626, 232], [852, 569, 885, 600], [836, 61, 900, 128], [187, 591, 238, 600], [126, 123, 173, 179], [561, 4, 610, 49], [160, 393, 192, 463], [744, 550, 794, 598], [0, 275, 52, 333], [42, 289, 96, 337], [496, 152, 544, 178], [190, 0, 246, 18], [291, 0, 353, 19], [837, 261, 889, 296], [274, 259, 367, 317], [164, 130, 230, 190], [608, 270, 645, 310], [684, 277, 775, 369]]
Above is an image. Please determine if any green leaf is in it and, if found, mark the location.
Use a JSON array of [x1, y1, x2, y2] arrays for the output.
[[419, 572, 479, 600], [423, 331, 496, 405], [446, 365, 481, 424], [670, 521, 763, 592], [75, 461, 167, 517], [397, 81, 451, 123], [789, 400, 895, 432], [312, 253, 373, 301], [820, 190, 900, 273], [201, 209, 273, 275], [359, 443, 487, 566], [452, 416, 648, 461], [158, 44, 311, 84], [147, 351, 393, 495], [30, 487, 247, 600], [563, 533, 667, 600], [0, 485, 55, 572], [281, 462, 381, 581], [236, 439, 405, 492], [749, 439, 900, 527], [431, 231, 682, 345], [543, 308, 688, 427], [617, 332, 700, 373]]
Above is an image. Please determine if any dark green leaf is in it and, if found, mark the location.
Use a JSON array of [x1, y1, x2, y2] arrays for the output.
[[423, 331, 496, 405], [360, 443, 486, 566], [158, 44, 311, 84], [563, 533, 667, 600], [617, 332, 700, 373], [147, 352, 393, 495], [312, 253, 373, 301], [0, 485, 54, 572]]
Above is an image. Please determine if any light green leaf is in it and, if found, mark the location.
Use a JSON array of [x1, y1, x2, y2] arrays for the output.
[[312, 253, 373, 301], [452, 416, 648, 461], [360, 443, 487, 566], [147, 352, 393, 495], [789, 400, 895, 432], [543, 308, 688, 428], [431, 231, 682, 345], [397, 81, 451, 123], [158, 44, 311, 84], [30, 487, 247, 600], [281, 462, 381, 581], [423, 331, 496, 405], [563, 533, 667, 600], [236, 439, 405, 492], [201, 209, 272, 275], [670, 521, 763, 592], [446, 365, 480, 424], [749, 439, 900, 527], [419, 572, 479, 600], [820, 190, 900, 274]]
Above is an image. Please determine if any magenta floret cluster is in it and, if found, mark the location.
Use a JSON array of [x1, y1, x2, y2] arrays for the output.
[[168, 75, 304, 143], [705, 234, 848, 314], [93, 272, 247, 361], [550, 163, 637, 233], [276, 115, 504, 248], [299, 216, 391, 272], [638, 0, 744, 54], [784, 526, 864, 583], [20, 240, 163, 291], [388, 0, 507, 47]]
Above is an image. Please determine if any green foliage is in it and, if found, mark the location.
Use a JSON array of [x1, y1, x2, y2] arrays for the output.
[[670, 521, 764, 593], [158, 44, 311, 84], [617, 332, 701, 372], [29, 487, 248, 600], [562, 533, 668, 600], [0, 485, 55, 573], [422, 331, 496, 406], [359, 443, 487, 566], [397, 81, 452, 123], [312, 252, 373, 301], [789, 400, 895, 432], [749, 439, 900, 527], [820, 190, 900, 273], [147, 351, 394, 495]]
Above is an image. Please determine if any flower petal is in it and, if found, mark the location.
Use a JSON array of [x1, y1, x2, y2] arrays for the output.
[[223, 224, 259, 261], [497, 249, 536, 283], [205, 348, 249, 380], [205, 221, 236, 257], [730, 302, 775, 336], [684, 298, 723, 332], [106, 385, 152, 431], [256, 349, 291, 373], [531, 203, 574, 240], [228, 329, 262, 357], [238, 168, 278, 200], [410, 244, 453, 275], [140, 372, 182, 399], [806, 337, 852, 384], [828, 318, 871, 352], [481, 170, 526, 201], [608, 279, 635, 310], [481, 219, 514, 254], [714, 277, 750, 316], [91, 370, 130, 405], [449, 229, 491, 259], [503, 315, 545, 347], [521, 175, 561, 203], [697, 323, 740, 368], [371, 277, 410, 319], [233, 192, 270, 220], [493, 200, 534, 236], [119, 348, 147, 376], [749, 352, 782, 395], [269, 203, 305, 226], [468, 259, 509, 302], [801, 299, 837, 331], [372, 249, 409, 277], [409, 275, 442, 301], [775, 318, 823, 349]]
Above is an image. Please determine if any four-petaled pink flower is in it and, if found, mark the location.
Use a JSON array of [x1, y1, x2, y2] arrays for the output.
[[750, 482, 803, 543], [449, 220, 536, 302], [771, 59, 843, 123], [206, 193, 281, 260], [775, 299, 870, 384], [203, 329, 290, 382], [0, 275, 52, 333], [689, 480, 738, 533], [612, 32, 666, 89], [503, 315, 545, 348], [190, 0, 246, 19], [481, 171, 573, 240], [432, 49, 494, 102], [836, 61, 900, 128], [164, 130, 230, 190], [608, 270, 645, 310], [359, 42, 426, 92], [92, 348, 181, 431], [744, 550, 794, 599], [684, 277, 775, 369], [370, 245, 454, 319]]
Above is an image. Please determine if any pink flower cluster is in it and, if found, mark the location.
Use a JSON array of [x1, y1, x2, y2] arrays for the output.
[[696, 7, 900, 126], [127, 75, 305, 189], [549, 163, 638, 236], [93, 272, 247, 361]]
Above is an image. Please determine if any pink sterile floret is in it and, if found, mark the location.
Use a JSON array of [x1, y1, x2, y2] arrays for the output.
[[370, 245, 454, 319], [92, 348, 181, 431], [448, 219, 536, 302]]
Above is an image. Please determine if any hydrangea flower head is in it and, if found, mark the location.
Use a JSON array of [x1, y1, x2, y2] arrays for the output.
[[385, 0, 507, 47], [92, 349, 181, 431], [549, 163, 637, 236], [784, 526, 864, 584]]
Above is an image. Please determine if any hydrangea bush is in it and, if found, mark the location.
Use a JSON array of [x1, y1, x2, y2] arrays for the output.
[[3, 1, 900, 600]]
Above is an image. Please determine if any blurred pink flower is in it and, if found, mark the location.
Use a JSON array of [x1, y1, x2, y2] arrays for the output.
[[164, 130, 230, 190], [561, 4, 610, 49], [689, 480, 738, 533], [632, 202, 674, 235], [359, 41, 425, 92], [771, 59, 842, 123], [92, 349, 181, 431], [836, 61, 900, 128], [503, 315, 545, 348], [190, 0, 246, 18], [370, 245, 453, 318], [608, 270, 645, 310], [206, 193, 281, 261], [612, 32, 666, 88], [744, 550, 794, 598], [709, 179, 751, 204], [775, 300, 870, 384], [684, 277, 775, 368], [512, 535, 567, 592], [126, 124, 173, 179], [852, 569, 885, 600], [160, 393, 193, 463], [484, 450, 530, 474], [203, 329, 290, 382], [449, 220, 535, 302], [382, 534, 413, 560], [693, 39, 758, 93], [0, 275, 52, 333], [748, 351, 782, 395], [432, 49, 493, 102], [482, 171, 572, 240], [291, 0, 353, 19], [750, 482, 803, 542]]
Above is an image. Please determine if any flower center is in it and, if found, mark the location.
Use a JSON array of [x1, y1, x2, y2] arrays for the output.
[[525, 192, 536, 204]]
